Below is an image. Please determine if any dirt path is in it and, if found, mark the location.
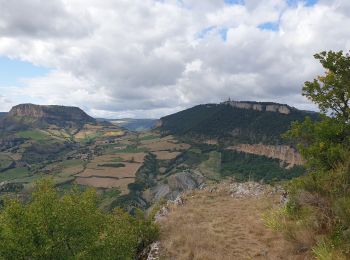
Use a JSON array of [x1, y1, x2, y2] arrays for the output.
[[158, 189, 310, 260]]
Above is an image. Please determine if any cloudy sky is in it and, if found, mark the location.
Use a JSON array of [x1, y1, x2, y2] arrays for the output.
[[0, 0, 350, 118]]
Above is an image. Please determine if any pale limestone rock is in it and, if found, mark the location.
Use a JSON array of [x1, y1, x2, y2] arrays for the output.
[[228, 144, 304, 167]]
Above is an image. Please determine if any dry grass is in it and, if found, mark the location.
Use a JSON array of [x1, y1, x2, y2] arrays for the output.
[[158, 189, 310, 260], [75, 176, 134, 193], [96, 153, 146, 163], [203, 139, 218, 145], [57, 165, 85, 177], [74, 130, 98, 139], [103, 130, 125, 137], [113, 153, 145, 163], [78, 162, 141, 178], [141, 139, 190, 152], [153, 151, 181, 160]]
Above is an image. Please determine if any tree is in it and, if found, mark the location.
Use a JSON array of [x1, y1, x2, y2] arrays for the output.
[[274, 51, 350, 259], [286, 50, 350, 170], [0, 180, 158, 259], [303, 50, 350, 122]]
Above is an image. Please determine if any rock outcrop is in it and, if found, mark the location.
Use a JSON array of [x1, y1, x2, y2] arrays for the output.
[[1, 104, 96, 130], [223, 101, 291, 115], [228, 144, 304, 167], [152, 171, 205, 201]]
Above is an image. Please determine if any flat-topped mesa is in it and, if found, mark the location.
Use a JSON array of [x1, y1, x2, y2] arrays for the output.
[[3, 104, 96, 129], [223, 101, 292, 115], [9, 104, 95, 121]]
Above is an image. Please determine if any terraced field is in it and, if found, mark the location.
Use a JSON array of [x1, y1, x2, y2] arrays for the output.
[[0, 124, 194, 208]]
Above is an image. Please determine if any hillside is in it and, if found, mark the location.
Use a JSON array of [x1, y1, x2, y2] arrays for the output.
[[0, 104, 96, 131], [0, 102, 310, 213], [158, 101, 318, 145], [0, 113, 6, 119]]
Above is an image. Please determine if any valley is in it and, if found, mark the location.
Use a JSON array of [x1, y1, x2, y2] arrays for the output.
[[0, 101, 309, 212]]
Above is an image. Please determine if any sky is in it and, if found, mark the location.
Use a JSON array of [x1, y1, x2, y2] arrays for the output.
[[0, 0, 350, 118]]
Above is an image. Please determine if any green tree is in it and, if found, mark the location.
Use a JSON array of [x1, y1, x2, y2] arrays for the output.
[[286, 50, 350, 170], [278, 51, 350, 259], [0, 180, 158, 259], [303, 51, 350, 122]]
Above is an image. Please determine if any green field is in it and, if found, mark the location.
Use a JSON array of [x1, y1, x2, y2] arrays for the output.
[[0, 167, 30, 182], [0, 154, 13, 171], [199, 151, 221, 180], [16, 130, 50, 141], [114, 145, 149, 154], [138, 134, 160, 141]]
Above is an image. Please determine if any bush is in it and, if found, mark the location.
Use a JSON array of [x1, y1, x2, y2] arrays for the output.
[[0, 180, 158, 259], [271, 50, 350, 259]]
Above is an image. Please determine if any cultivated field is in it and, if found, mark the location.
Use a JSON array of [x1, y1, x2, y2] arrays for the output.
[[78, 162, 141, 178], [140, 138, 190, 151], [75, 176, 134, 193], [153, 151, 181, 160], [96, 153, 146, 163]]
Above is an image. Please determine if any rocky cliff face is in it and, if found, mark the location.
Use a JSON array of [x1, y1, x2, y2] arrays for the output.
[[223, 101, 291, 115], [1, 104, 96, 129], [152, 171, 205, 201], [228, 144, 304, 167]]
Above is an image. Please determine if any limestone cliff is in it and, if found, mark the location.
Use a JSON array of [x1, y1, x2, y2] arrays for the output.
[[223, 101, 292, 115], [228, 144, 304, 168], [1, 104, 96, 130]]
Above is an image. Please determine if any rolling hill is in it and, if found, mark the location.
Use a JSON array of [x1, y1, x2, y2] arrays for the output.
[[158, 101, 318, 145]]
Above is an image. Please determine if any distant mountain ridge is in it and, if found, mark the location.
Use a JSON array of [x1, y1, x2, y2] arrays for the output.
[[158, 101, 318, 144], [98, 118, 157, 131], [0, 104, 96, 131]]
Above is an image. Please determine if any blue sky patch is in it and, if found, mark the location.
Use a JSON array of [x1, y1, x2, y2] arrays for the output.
[[219, 28, 228, 41], [197, 26, 216, 39], [0, 56, 50, 87], [258, 21, 280, 31], [224, 0, 244, 5], [197, 26, 228, 41], [287, 0, 318, 7]]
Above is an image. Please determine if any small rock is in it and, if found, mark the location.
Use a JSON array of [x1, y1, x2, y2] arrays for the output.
[[147, 241, 161, 260]]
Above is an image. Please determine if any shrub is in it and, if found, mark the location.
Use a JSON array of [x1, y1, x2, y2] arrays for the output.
[[0, 180, 158, 259], [270, 50, 350, 259]]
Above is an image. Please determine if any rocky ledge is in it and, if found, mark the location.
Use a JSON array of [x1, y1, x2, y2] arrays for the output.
[[222, 101, 292, 114]]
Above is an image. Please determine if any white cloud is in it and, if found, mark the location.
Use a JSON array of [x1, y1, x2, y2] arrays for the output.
[[0, 0, 349, 118]]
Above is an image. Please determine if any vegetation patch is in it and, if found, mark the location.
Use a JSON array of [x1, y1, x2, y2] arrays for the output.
[[0, 154, 14, 171], [221, 150, 305, 182], [199, 151, 221, 180], [0, 167, 30, 182], [0, 181, 158, 259], [16, 130, 50, 141], [267, 50, 350, 259], [114, 145, 149, 153], [138, 134, 159, 141], [97, 163, 125, 168]]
